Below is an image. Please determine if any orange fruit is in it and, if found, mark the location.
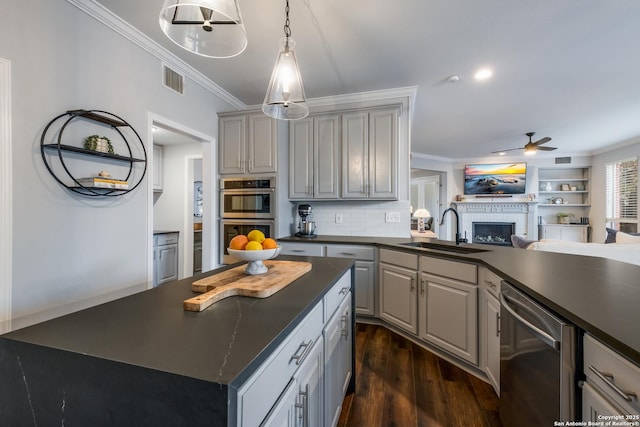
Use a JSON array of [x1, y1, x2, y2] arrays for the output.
[[247, 229, 266, 243], [245, 241, 263, 251], [262, 238, 277, 249], [229, 235, 249, 250]]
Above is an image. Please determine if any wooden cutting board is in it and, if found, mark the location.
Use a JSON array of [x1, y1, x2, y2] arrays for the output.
[[184, 260, 312, 312]]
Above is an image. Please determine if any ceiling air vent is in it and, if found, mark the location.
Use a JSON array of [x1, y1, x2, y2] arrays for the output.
[[555, 156, 572, 165], [163, 65, 184, 95]]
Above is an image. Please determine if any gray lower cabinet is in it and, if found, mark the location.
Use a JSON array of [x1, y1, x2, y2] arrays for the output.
[[324, 294, 352, 427], [379, 249, 418, 334], [236, 270, 352, 427], [193, 231, 202, 274], [262, 336, 324, 427], [325, 244, 376, 316], [281, 242, 377, 317], [353, 261, 375, 316], [419, 272, 478, 364], [153, 232, 178, 286], [419, 256, 478, 365], [479, 267, 501, 394], [582, 334, 640, 420]]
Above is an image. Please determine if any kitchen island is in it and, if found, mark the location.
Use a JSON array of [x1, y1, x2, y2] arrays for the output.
[[0, 256, 355, 426]]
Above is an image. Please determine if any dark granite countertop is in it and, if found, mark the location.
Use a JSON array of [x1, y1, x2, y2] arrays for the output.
[[280, 234, 640, 365], [1, 256, 354, 388]]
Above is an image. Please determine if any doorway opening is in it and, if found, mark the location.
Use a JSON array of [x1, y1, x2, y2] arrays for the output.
[[410, 171, 441, 236], [148, 115, 216, 287]]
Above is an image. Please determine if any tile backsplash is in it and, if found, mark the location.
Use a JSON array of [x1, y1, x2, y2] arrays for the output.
[[287, 200, 412, 237]]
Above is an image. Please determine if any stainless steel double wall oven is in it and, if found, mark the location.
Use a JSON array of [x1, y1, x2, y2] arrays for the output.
[[220, 177, 276, 264]]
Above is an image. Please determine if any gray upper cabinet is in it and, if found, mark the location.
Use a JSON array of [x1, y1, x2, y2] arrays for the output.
[[289, 105, 399, 201], [289, 115, 340, 199], [219, 112, 277, 175], [342, 107, 398, 199]]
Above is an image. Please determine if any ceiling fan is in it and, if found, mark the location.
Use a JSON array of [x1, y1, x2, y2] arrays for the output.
[[493, 132, 557, 155]]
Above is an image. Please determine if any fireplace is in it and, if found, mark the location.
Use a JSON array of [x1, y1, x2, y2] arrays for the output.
[[472, 222, 515, 246]]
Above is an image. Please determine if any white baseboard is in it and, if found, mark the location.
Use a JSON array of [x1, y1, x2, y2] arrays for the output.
[[9, 283, 148, 332]]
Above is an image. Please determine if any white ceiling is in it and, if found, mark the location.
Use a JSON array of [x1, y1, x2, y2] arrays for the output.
[[94, 0, 640, 160]]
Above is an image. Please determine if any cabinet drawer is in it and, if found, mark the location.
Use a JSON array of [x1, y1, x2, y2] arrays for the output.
[[155, 232, 178, 246], [420, 256, 477, 284], [238, 303, 323, 427], [280, 242, 325, 257], [379, 248, 418, 270], [584, 334, 640, 415], [478, 267, 501, 298], [326, 244, 375, 261], [324, 271, 352, 321]]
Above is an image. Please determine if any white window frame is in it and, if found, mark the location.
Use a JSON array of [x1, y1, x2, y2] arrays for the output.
[[605, 157, 638, 233]]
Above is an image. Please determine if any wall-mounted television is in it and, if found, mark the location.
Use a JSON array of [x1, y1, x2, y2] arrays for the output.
[[464, 163, 527, 195]]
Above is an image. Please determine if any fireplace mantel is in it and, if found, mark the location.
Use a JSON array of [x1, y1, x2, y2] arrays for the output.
[[452, 200, 538, 239], [453, 199, 537, 205]]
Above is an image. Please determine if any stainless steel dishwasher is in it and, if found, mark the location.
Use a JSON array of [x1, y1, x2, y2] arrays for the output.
[[499, 281, 577, 426]]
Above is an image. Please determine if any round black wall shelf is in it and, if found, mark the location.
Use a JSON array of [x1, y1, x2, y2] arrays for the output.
[[40, 110, 147, 197]]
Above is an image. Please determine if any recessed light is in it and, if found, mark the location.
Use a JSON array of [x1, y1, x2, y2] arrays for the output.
[[475, 68, 493, 80], [498, 152, 506, 156]]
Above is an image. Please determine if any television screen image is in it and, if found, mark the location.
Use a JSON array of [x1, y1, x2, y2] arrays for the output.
[[464, 163, 527, 195]]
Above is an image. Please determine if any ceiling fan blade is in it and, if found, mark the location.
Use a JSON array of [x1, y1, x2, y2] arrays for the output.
[[491, 147, 522, 153], [533, 137, 552, 146], [537, 146, 557, 151]]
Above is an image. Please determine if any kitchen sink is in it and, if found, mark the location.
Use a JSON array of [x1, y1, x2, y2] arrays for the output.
[[399, 241, 489, 254]]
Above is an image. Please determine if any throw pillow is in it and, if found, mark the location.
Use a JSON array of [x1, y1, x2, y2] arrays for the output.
[[614, 231, 640, 244], [605, 228, 618, 244], [605, 228, 640, 243], [511, 235, 537, 249]]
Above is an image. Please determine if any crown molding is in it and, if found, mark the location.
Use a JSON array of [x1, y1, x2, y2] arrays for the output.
[[66, 0, 246, 111]]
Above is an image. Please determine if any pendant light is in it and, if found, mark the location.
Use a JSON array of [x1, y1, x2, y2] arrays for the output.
[[262, 0, 309, 120], [159, 0, 247, 58]]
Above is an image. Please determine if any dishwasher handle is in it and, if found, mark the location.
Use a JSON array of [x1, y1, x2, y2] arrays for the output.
[[500, 292, 561, 350]]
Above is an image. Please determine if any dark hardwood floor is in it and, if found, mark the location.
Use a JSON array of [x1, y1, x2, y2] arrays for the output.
[[338, 323, 501, 427]]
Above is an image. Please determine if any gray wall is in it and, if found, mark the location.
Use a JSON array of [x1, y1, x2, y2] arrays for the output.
[[2, 0, 236, 329]]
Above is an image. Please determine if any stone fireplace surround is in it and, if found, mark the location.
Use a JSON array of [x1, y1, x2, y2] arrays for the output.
[[452, 199, 538, 241]]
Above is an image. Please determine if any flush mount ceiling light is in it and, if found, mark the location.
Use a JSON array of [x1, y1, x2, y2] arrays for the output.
[[159, 0, 247, 58], [262, 0, 309, 120], [474, 68, 493, 80]]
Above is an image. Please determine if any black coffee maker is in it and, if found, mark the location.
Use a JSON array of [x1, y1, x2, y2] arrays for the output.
[[295, 204, 317, 237]]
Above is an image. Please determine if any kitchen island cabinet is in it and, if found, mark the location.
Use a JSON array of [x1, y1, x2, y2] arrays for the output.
[[0, 256, 355, 426]]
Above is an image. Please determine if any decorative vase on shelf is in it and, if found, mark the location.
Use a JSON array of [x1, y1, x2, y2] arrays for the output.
[[545, 182, 553, 192]]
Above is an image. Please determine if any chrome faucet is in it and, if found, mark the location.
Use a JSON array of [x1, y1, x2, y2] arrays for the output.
[[440, 207, 468, 245]]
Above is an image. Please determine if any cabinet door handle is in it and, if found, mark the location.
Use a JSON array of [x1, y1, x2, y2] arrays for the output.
[[291, 249, 305, 253], [486, 280, 497, 289], [420, 279, 425, 295], [340, 252, 356, 256], [496, 312, 501, 337], [295, 384, 310, 426], [410, 277, 415, 292], [290, 340, 314, 366], [339, 287, 349, 296], [589, 365, 638, 402], [341, 311, 349, 340]]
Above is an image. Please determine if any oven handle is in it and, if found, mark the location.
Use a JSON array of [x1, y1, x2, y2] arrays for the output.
[[221, 188, 275, 194], [499, 292, 560, 350]]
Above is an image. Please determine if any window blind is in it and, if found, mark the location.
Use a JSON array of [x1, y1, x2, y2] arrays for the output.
[[605, 158, 638, 228]]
